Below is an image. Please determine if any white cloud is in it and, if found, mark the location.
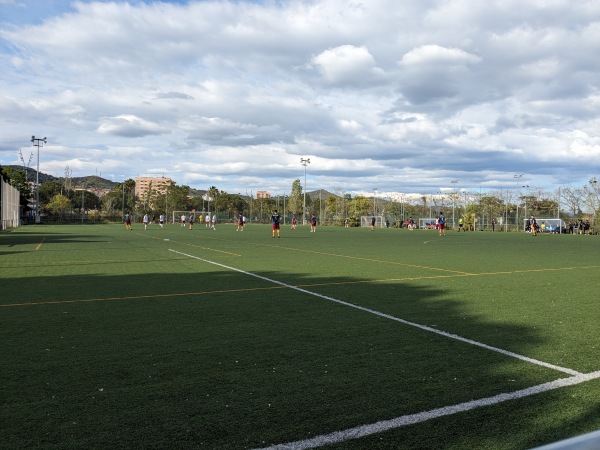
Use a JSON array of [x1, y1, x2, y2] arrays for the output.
[[400, 45, 481, 67], [312, 45, 385, 85], [97, 115, 171, 137], [1, 0, 599, 195]]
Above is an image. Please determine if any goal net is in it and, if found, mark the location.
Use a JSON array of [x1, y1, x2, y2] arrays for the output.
[[418, 218, 439, 229], [523, 218, 565, 233], [360, 215, 385, 228], [172, 211, 204, 225]]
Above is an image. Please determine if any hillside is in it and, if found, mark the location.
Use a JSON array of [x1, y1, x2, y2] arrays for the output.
[[2, 166, 118, 189], [71, 175, 118, 189]]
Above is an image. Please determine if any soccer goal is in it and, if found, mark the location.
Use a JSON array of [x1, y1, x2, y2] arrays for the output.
[[172, 211, 203, 225], [523, 218, 565, 233], [360, 215, 385, 228], [418, 218, 439, 230]]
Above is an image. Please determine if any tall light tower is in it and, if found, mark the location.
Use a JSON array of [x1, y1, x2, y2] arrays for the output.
[[451, 180, 458, 229], [301, 158, 310, 225], [514, 174, 523, 231], [31, 136, 47, 223], [522, 185, 529, 228], [373, 187, 377, 215]]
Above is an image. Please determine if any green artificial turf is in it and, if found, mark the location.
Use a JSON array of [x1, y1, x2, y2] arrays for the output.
[[1, 224, 600, 449]]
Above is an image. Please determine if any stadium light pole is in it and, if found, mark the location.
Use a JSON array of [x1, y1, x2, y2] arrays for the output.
[[522, 185, 529, 229], [373, 187, 377, 215], [590, 178, 598, 231], [514, 174, 523, 231], [451, 180, 458, 229], [31, 136, 47, 223], [301, 158, 310, 225]]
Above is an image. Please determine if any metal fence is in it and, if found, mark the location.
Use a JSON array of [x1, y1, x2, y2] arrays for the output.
[[1, 176, 20, 230]]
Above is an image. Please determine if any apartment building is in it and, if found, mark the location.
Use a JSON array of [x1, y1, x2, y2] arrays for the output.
[[135, 176, 172, 199]]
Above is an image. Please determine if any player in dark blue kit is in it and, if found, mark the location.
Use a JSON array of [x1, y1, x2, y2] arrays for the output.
[[271, 209, 281, 238]]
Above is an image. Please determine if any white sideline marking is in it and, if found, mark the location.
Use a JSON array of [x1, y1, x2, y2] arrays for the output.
[[169, 249, 597, 449], [169, 249, 580, 376], [256, 370, 600, 450]]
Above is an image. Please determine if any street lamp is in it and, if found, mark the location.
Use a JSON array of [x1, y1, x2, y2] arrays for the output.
[[31, 135, 47, 223], [301, 158, 310, 225], [451, 180, 458, 229], [514, 174, 523, 231]]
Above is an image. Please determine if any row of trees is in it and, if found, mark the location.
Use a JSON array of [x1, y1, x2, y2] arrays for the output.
[[1, 165, 598, 228]]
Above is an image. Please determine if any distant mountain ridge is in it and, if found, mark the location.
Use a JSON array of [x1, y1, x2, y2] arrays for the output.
[[3, 165, 118, 189], [2, 165, 328, 198]]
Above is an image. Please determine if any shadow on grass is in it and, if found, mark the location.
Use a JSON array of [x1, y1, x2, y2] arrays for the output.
[[1, 265, 598, 450], [1, 224, 598, 449]]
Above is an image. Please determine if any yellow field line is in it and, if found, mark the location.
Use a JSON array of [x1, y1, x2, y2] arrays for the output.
[[189, 234, 475, 276], [0, 285, 287, 307], [133, 231, 241, 257], [261, 242, 475, 275], [0, 257, 189, 268], [35, 237, 45, 251], [3, 264, 598, 308]]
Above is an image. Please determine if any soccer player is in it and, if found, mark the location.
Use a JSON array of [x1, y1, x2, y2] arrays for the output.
[[206, 213, 210, 228], [180, 214, 186, 227], [531, 215, 538, 236], [438, 213, 446, 236], [211, 213, 217, 230], [291, 214, 297, 229], [189, 210, 195, 230], [125, 213, 132, 230], [271, 209, 281, 238], [237, 213, 244, 231], [159, 214, 165, 228], [371, 215, 376, 231], [143, 213, 149, 230], [310, 214, 317, 232], [458, 216, 464, 232]]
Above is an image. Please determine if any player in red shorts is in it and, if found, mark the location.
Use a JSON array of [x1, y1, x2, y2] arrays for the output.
[[271, 209, 281, 238], [438, 213, 446, 236]]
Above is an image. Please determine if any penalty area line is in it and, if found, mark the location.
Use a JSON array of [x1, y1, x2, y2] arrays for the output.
[[168, 249, 580, 377], [256, 370, 600, 450]]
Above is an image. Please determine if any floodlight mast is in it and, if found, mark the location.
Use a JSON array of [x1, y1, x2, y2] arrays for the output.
[[373, 187, 377, 215], [514, 174, 523, 231], [31, 136, 47, 223], [451, 180, 458, 228], [301, 158, 310, 225]]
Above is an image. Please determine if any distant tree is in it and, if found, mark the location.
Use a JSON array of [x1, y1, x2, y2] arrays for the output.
[[560, 186, 584, 217], [349, 196, 372, 217], [218, 192, 247, 218], [72, 190, 101, 211], [39, 181, 65, 206], [46, 194, 71, 219], [101, 191, 119, 216], [0, 166, 32, 204], [288, 179, 303, 216]]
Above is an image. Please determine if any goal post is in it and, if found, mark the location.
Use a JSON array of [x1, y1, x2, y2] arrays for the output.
[[360, 215, 385, 228], [418, 218, 439, 229], [172, 210, 204, 225], [524, 218, 565, 233]]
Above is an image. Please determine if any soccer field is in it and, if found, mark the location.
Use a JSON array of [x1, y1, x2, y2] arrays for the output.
[[2, 223, 600, 449]]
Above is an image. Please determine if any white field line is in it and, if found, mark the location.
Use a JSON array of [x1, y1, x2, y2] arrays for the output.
[[169, 249, 580, 376], [169, 249, 598, 450], [256, 370, 600, 450]]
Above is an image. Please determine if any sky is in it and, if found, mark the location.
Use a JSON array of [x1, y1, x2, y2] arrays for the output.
[[1, 0, 600, 198]]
